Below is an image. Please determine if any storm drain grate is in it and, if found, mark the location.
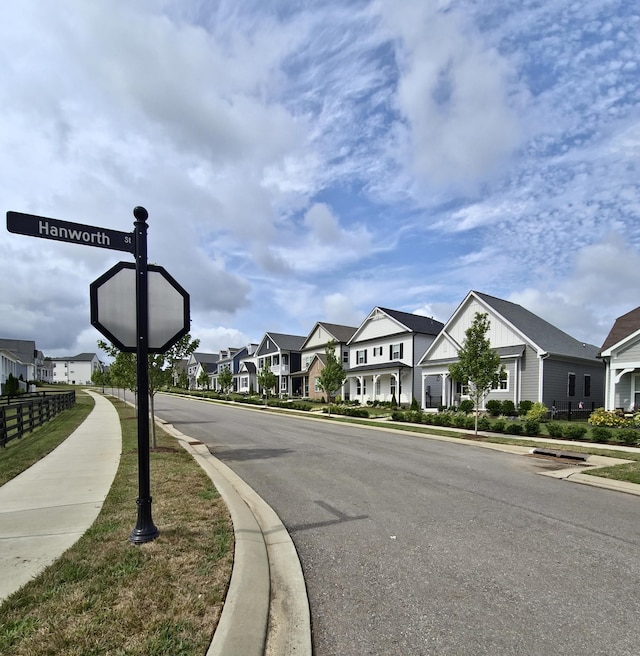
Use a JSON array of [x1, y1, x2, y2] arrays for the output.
[[531, 447, 588, 462]]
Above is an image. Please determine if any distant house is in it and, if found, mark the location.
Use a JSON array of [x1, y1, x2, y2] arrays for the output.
[[51, 353, 102, 385], [236, 359, 257, 395], [187, 352, 219, 389], [418, 291, 604, 411], [346, 307, 444, 405], [293, 322, 357, 400], [0, 339, 51, 390], [254, 332, 306, 397], [598, 305, 640, 411], [211, 344, 258, 392]]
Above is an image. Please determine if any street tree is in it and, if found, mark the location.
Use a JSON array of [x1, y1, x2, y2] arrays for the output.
[[317, 340, 346, 416], [197, 369, 209, 390], [448, 312, 505, 435], [218, 366, 233, 396], [257, 364, 277, 404], [98, 333, 199, 447]]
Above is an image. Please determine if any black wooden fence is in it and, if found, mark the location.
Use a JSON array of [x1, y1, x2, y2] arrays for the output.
[[0, 391, 76, 447]]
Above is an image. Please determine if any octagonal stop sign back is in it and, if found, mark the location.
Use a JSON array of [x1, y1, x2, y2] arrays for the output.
[[90, 261, 190, 353]]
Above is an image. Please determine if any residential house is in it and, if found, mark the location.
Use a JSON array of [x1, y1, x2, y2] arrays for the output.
[[0, 339, 51, 389], [293, 322, 357, 400], [51, 353, 102, 385], [211, 344, 258, 392], [598, 305, 640, 411], [187, 352, 219, 389], [346, 308, 444, 405], [255, 332, 306, 397], [418, 291, 604, 411], [236, 359, 258, 395]]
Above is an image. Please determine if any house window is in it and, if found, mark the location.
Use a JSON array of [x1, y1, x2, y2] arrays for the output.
[[584, 374, 591, 397], [314, 377, 321, 392], [568, 373, 576, 397], [390, 343, 404, 360], [492, 372, 509, 391], [272, 355, 279, 366], [266, 339, 270, 349], [356, 379, 362, 395], [390, 377, 396, 397], [303, 356, 313, 369], [375, 379, 381, 396], [373, 346, 383, 357], [356, 349, 367, 364], [343, 351, 348, 363], [241, 377, 248, 388], [258, 358, 264, 369], [281, 376, 288, 391], [282, 354, 289, 365]]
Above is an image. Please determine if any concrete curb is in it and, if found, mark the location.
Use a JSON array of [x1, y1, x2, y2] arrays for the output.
[[158, 419, 312, 656]]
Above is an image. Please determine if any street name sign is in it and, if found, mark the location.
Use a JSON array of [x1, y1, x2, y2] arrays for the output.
[[90, 261, 190, 353], [7, 211, 134, 253]]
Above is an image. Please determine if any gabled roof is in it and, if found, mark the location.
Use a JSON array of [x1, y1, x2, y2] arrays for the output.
[[262, 332, 306, 352], [190, 352, 219, 364], [378, 308, 444, 336], [0, 339, 37, 363], [238, 361, 256, 374], [51, 352, 100, 362], [599, 306, 640, 354], [348, 307, 444, 345], [473, 291, 600, 359], [300, 322, 358, 351]]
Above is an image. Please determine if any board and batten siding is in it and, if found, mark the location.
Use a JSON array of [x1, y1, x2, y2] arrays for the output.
[[541, 357, 604, 408], [519, 345, 540, 403]]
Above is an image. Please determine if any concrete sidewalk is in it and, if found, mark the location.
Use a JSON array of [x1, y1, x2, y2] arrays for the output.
[[0, 390, 122, 602]]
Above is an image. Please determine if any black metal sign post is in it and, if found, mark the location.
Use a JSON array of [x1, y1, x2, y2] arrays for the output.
[[6, 207, 159, 544], [129, 206, 159, 544]]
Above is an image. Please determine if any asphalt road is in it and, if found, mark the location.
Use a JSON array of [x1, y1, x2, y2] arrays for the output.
[[153, 394, 640, 656]]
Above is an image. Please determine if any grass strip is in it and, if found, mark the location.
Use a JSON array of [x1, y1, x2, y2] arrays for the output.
[[0, 396, 233, 656], [0, 391, 95, 487]]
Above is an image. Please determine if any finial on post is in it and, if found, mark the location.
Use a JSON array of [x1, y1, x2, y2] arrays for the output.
[[133, 206, 148, 222]]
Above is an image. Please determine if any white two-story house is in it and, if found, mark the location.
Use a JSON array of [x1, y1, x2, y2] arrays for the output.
[[346, 307, 444, 405]]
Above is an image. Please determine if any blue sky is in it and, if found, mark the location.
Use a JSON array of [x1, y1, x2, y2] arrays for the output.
[[1, 0, 639, 358]]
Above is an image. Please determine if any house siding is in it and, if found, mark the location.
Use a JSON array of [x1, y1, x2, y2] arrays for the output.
[[542, 357, 604, 408], [616, 340, 640, 362], [520, 345, 540, 403]]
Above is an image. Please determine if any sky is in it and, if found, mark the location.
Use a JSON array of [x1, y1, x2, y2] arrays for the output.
[[1, 0, 639, 361]]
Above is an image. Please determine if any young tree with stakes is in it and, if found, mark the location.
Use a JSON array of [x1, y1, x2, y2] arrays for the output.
[[448, 312, 506, 435]]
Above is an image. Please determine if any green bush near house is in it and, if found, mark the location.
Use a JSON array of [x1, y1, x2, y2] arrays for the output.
[[458, 399, 474, 414], [617, 429, 639, 446], [518, 400, 534, 416], [590, 426, 613, 443], [500, 400, 517, 416], [564, 424, 587, 440], [491, 419, 506, 433], [523, 418, 540, 436], [504, 422, 523, 435], [546, 422, 565, 438], [486, 399, 501, 416], [526, 402, 549, 422], [477, 416, 492, 431]]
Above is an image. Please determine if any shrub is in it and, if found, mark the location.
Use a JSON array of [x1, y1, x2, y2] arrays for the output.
[[518, 400, 534, 416], [588, 407, 625, 428], [452, 413, 468, 427], [491, 419, 506, 433], [617, 429, 639, 446], [409, 411, 423, 424], [477, 416, 492, 431], [523, 418, 540, 436], [500, 400, 517, 416], [486, 399, 501, 416], [410, 397, 420, 411], [458, 399, 474, 414], [505, 422, 523, 435], [526, 402, 549, 422], [564, 425, 587, 440], [391, 410, 406, 422], [590, 426, 613, 443], [546, 422, 565, 438]]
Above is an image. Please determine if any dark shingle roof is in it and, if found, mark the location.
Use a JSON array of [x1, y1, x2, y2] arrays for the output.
[[378, 308, 444, 336], [600, 306, 640, 352], [51, 353, 99, 362], [266, 332, 306, 351], [192, 352, 220, 364], [317, 323, 358, 343], [474, 292, 600, 360]]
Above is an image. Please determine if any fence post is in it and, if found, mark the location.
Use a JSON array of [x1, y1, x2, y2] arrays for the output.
[[567, 401, 572, 422]]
